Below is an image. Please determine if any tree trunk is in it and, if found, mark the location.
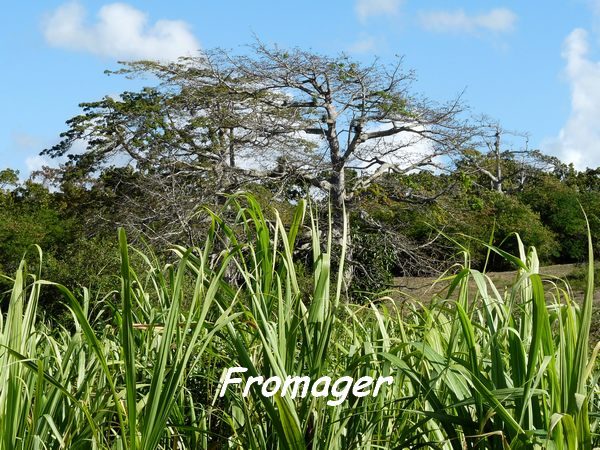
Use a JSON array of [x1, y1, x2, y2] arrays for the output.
[[331, 167, 354, 291], [493, 128, 503, 194], [228, 128, 235, 167]]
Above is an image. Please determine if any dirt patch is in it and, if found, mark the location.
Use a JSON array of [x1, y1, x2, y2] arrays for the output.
[[390, 264, 576, 301], [389, 263, 600, 344]]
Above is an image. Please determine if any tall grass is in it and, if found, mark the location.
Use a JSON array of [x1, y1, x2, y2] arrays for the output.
[[0, 195, 597, 449]]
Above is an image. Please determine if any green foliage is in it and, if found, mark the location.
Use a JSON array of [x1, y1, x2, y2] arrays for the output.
[[43, 236, 120, 297], [483, 191, 560, 267], [0, 196, 597, 449], [0, 168, 19, 192], [350, 224, 398, 294], [520, 175, 594, 262], [354, 172, 560, 273], [0, 181, 73, 309], [0, 176, 124, 319]]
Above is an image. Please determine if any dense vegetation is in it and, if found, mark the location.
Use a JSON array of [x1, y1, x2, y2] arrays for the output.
[[0, 197, 597, 449], [2, 44, 600, 448], [2, 155, 600, 308]]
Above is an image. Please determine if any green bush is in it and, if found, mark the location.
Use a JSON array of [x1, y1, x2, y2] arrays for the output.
[[520, 175, 596, 262]]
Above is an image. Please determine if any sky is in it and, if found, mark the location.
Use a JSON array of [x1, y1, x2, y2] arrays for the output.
[[3, 0, 600, 176]]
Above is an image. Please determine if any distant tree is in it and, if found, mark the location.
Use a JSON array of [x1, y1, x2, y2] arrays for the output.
[[41, 60, 312, 247], [0, 169, 19, 191], [519, 173, 595, 262], [573, 168, 600, 193], [458, 121, 557, 194]]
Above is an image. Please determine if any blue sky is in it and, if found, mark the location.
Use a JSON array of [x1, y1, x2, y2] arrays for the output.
[[3, 0, 600, 176]]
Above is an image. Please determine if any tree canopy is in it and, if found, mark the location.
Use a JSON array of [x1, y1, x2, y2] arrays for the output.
[[44, 44, 474, 209], [20, 43, 600, 295]]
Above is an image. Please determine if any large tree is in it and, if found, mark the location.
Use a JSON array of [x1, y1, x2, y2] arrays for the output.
[[45, 43, 473, 204], [43, 43, 475, 282]]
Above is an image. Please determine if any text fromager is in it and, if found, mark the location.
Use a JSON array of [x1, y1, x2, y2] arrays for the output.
[[218, 367, 394, 406]]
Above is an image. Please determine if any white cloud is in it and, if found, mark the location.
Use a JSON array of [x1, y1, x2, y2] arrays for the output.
[[355, 0, 402, 22], [43, 1, 200, 61], [12, 132, 41, 150], [350, 123, 440, 175], [348, 33, 378, 54], [420, 8, 517, 34], [544, 28, 600, 169], [9, 132, 57, 176], [25, 155, 51, 173]]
